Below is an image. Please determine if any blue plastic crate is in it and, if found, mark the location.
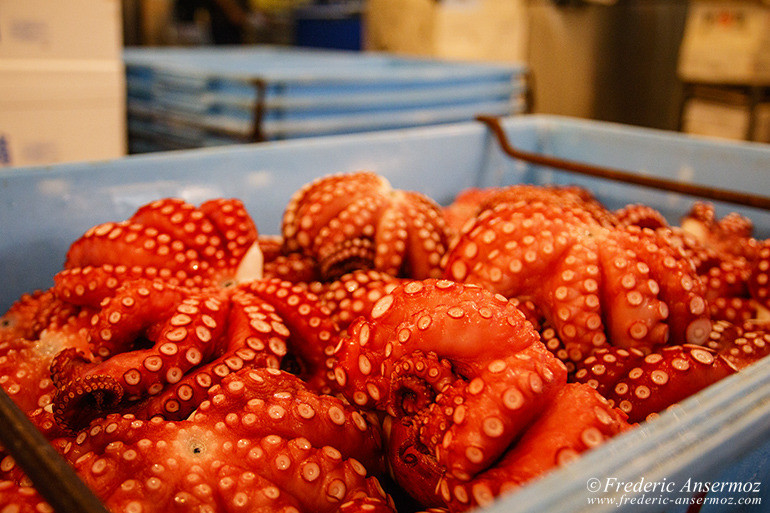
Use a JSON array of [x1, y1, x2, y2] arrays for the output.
[[123, 46, 527, 148], [1, 115, 770, 513]]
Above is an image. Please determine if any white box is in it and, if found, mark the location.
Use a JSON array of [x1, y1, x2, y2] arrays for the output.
[[678, 0, 770, 83], [364, 0, 528, 64], [0, 0, 122, 61], [0, 59, 127, 167]]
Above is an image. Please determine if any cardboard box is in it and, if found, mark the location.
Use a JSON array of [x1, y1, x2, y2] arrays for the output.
[[755, 102, 770, 141], [681, 85, 770, 142], [682, 97, 752, 140], [0, 60, 127, 167], [0, 0, 122, 60], [682, 98, 770, 142], [678, 0, 770, 83], [364, 0, 528, 64]]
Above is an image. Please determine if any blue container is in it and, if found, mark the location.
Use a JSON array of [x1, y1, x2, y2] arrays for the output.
[[2, 115, 770, 512], [124, 46, 526, 150], [293, 3, 363, 51]]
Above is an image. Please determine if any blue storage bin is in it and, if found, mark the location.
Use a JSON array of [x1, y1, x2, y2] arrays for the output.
[[292, 2, 363, 51], [123, 46, 527, 150], [1, 115, 770, 512]]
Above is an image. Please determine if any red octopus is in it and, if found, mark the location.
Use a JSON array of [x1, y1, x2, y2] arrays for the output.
[[0, 197, 346, 431], [1, 368, 393, 513], [329, 279, 630, 511], [443, 190, 713, 361], [49, 276, 341, 430], [54, 197, 263, 307], [281, 171, 451, 281]]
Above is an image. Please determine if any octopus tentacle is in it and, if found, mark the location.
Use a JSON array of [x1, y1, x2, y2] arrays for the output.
[[50, 279, 230, 428], [437, 383, 630, 512], [706, 320, 770, 371], [244, 278, 341, 393], [0, 481, 50, 513], [573, 346, 646, 397], [419, 343, 565, 480], [332, 280, 550, 409], [597, 231, 669, 352], [53, 265, 193, 308], [389, 350, 455, 417], [749, 240, 770, 310], [382, 415, 445, 508], [1, 289, 83, 343], [709, 296, 758, 324], [319, 270, 400, 330], [0, 290, 91, 413], [614, 204, 669, 230], [139, 289, 291, 420], [194, 368, 385, 474], [625, 227, 711, 346], [264, 252, 320, 284], [605, 345, 734, 423], [64, 220, 206, 278], [199, 198, 259, 264]]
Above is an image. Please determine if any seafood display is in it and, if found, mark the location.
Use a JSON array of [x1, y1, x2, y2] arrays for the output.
[[1, 171, 769, 512]]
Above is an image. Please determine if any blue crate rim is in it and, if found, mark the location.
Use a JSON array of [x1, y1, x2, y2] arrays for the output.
[[122, 47, 526, 86]]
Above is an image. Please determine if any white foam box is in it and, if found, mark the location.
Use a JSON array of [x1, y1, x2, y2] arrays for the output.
[[0, 59, 127, 167], [0, 0, 122, 61], [364, 0, 528, 64], [678, 0, 770, 84]]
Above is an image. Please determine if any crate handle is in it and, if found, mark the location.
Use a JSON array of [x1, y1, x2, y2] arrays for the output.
[[251, 79, 268, 143], [0, 387, 110, 513], [476, 115, 770, 211]]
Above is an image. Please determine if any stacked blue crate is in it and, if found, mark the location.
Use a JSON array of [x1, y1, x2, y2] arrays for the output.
[[124, 46, 527, 152]]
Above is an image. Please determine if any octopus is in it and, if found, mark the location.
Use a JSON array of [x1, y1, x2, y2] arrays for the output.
[[443, 188, 713, 362], [0, 197, 348, 432], [0, 368, 393, 513], [669, 202, 767, 324], [54, 197, 263, 306], [281, 171, 452, 281], [328, 279, 630, 511], [49, 276, 343, 430]]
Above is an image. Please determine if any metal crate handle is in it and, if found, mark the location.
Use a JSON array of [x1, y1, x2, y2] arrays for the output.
[[476, 115, 770, 211]]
